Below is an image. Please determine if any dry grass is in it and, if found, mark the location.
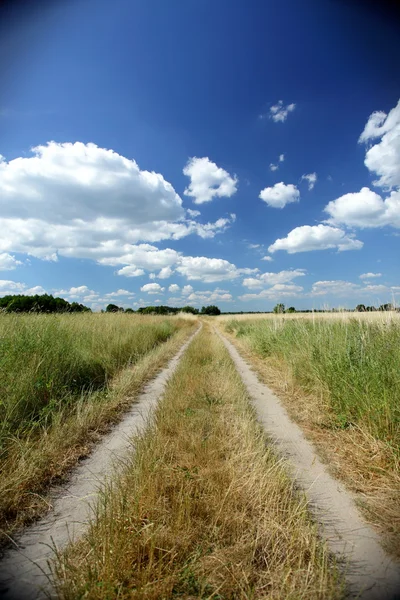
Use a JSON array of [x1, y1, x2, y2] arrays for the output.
[[219, 318, 400, 558], [217, 311, 400, 324], [53, 324, 342, 599], [0, 317, 195, 547]]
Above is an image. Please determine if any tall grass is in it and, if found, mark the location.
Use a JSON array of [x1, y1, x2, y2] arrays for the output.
[[0, 313, 194, 541], [54, 325, 342, 599], [225, 316, 400, 448], [0, 313, 177, 443]]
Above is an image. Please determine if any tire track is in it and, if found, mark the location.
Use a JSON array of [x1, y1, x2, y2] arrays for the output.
[[216, 327, 400, 600], [0, 325, 201, 600]]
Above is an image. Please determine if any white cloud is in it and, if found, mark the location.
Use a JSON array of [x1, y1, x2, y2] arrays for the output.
[[301, 172, 317, 190], [0, 143, 235, 264], [115, 267, 145, 278], [279, 154, 285, 162], [359, 273, 382, 280], [324, 187, 400, 228], [25, 285, 47, 295], [269, 101, 296, 123], [176, 256, 257, 283], [0, 253, 22, 271], [269, 163, 279, 172], [181, 285, 194, 296], [259, 182, 300, 209], [359, 99, 400, 189], [104, 289, 132, 297], [268, 224, 363, 254], [0, 279, 40, 296], [183, 157, 238, 204], [187, 288, 233, 304], [168, 284, 180, 293], [243, 269, 306, 289], [149, 266, 173, 280], [248, 243, 260, 249], [187, 209, 200, 218], [261, 256, 273, 262], [240, 284, 304, 301], [310, 280, 360, 296], [140, 283, 165, 295]]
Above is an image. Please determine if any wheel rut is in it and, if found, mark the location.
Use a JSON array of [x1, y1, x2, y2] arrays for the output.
[[0, 325, 201, 600], [216, 327, 400, 600]]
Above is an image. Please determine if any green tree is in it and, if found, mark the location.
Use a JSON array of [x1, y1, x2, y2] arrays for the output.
[[286, 306, 296, 313], [105, 303, 120, 313], [273, 303, 285, 314], [355, 304, 366, 312], [200, 305, 221, 316]]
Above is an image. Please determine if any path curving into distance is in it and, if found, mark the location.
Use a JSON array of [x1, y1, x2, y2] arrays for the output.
[[0, 325, 201, 600], [216, 327, 400, 600]]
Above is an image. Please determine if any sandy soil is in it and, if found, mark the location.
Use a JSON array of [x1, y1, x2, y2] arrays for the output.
[[216, 327, 400, 600], [0, 326, 200, 600]]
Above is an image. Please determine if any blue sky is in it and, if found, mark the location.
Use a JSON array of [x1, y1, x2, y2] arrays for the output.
[[0, 0, 399, 311]]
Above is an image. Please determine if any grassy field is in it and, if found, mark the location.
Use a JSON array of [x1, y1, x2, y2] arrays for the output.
[[0, 313, 195, 543], [54, 324, 342, 599], [222, 313, 400, 555]]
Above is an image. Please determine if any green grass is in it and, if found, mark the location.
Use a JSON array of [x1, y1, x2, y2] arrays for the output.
[[0, 313, 178, 444], [225, 316, 400, 448]]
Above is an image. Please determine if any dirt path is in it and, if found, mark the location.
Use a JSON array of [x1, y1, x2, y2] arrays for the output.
[[216, 328, 400, 600], [0, 326, 200, 600]]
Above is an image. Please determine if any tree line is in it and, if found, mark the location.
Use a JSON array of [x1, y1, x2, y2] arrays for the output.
[[0, 294, 91, 313], [105, 304, 221, 315]]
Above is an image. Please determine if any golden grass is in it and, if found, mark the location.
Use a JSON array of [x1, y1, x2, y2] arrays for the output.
[[217, 311, 400, 323], [0, 320, 195, 546], [219, 321, 400, 558], [53, 324, 342, 599]]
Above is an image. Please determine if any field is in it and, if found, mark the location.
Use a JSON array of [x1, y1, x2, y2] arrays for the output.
[[0, 311, 398, 598], [221, 312, 400, 555], [54, 324, 342, 599], [0, 312, 195, 542]]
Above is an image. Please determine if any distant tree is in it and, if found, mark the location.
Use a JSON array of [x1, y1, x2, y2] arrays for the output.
[[355, 304, 366, 312], [0, 294, 90, 313], [124, 308, 135, 313], [286, 306, 296, 313], [105, 303, 120, 313], [180, 306, 199, 314], [273, 303, 285, 314], [200, 305, 221, 316], [379, 303, 393, 311]]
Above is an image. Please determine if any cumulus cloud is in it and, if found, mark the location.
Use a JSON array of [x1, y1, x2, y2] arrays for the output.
[[140, 283, 165, 294], [0, 143, 235, 264], [168, 284, 180, 293], [183, 157, 238, 204], [310, 280, 360, 296], [186, 288, 233, 304], [269, 101, 296, 123], [242, 269, 306, 289], [359, 273, 382, 280], [359, 99, 400, 189], [176, 256, 257, 283], [269, 163, 279, 172], [0, 279, 42, 296], [149, 266, 173, 280], [259, 182, 300, 209], [261, 256, 273, 262], [240, 284, 303, 301], [301, 172, 317, 190], [269, 154, 285, 172], [104, 289, 132, 297], [182, 285, 194, 296], [0, 253, 22, 271], [324, 187, 400, 228], [187, 209, 200, 218], [279, 154, 285, 162], [268, 224, 363, 254]]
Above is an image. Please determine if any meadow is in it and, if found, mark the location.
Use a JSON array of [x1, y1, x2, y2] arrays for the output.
[[0, 312, 194, 542], [222, 312, 400, 555], [54, 324, 342, 599]]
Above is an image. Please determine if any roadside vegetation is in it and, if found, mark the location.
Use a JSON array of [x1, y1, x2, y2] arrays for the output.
[[54, 325, 342, 600], [223, 314, 400, 556], [0, 312, 195, 544]]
